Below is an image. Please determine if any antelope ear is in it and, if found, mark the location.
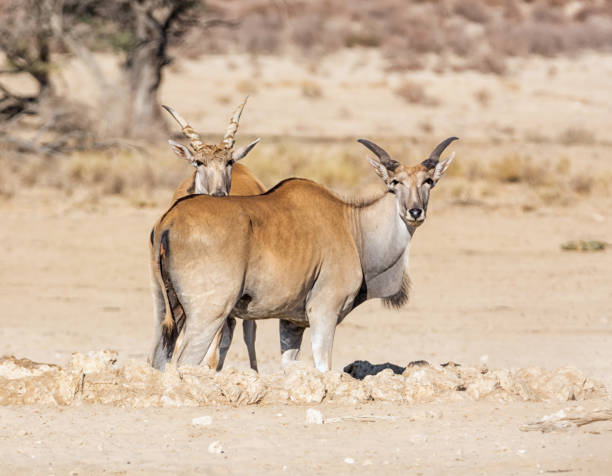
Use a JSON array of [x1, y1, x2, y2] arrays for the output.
[[368, 157, 392, 184], [232, 138, 260, 162], [433, 151, 455, 182], [168, 140, 195, 164]]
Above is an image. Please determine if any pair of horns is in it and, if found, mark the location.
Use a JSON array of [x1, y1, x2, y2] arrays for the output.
[[358, 136, 458, 170], [162, 96, 249, 151]]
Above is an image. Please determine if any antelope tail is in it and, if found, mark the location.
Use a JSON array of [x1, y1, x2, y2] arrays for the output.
[[158, 229, 177, 352]]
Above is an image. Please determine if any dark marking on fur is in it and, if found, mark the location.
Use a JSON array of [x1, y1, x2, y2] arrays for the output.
[[158, 193, 200, 223], [352, 276, 368, 309], [382, 272, 411, 309], [280, 320, 305, 353], [159, 178, 314, 225], [260, 177, 315, 196], [233, 294, 252, 313]]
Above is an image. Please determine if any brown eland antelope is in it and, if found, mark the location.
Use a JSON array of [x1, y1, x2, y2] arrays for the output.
[[150, 97, 263, 371], [150, 137, 458, 372]]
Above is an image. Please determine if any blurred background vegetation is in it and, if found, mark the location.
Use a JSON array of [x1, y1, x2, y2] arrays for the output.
[[1, 0, 611, 207]]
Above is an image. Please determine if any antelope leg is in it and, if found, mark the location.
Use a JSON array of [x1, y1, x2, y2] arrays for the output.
[[242, 320, 258, 372], [279, 319, 304, 366], [215, 317, 237, 371]]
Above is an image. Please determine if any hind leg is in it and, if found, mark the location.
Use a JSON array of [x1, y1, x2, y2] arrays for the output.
[[215, 317, 237, 371], [174, 316, 227, 366], [173, 293, 236, 367], [149, 274, 169, 369], [280, 319, 304, 367], [201, 326, 223, 370], [242, 320, 258, 372]]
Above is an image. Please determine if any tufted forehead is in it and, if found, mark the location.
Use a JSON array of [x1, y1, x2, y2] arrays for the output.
[[393, 164, 431, 182], [196, 144, 231, 163]]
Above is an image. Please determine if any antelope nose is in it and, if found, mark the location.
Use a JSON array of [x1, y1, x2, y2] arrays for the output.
[[409, 208, 422, 220], [211, 190, 226, 197]]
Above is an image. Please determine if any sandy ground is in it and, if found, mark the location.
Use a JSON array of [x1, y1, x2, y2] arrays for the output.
[[1, 48, 612, 474], [0, 184, 611, 474], [50, 50, 612, 143], [1, 50, 605, 142]]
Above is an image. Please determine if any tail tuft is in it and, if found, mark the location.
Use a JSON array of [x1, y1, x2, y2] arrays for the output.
[[161, 310, 177, 355], [158, 229, 176, 356]]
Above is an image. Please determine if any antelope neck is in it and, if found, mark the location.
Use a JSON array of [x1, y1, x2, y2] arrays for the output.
[[349, 192, 413, 300]]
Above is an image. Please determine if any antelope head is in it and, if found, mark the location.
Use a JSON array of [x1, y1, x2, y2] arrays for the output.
[[358, 137, 458, 228], [162, 97, 260, 197]]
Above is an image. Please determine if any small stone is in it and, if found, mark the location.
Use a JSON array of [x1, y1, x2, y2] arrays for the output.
[[305, 408, 324, 424], [191, 416, 212, 426], [208, 440, 223, 454], [344, 457, 355, 464]]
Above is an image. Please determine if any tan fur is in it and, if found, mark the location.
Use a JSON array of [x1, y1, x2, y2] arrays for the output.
[[150, 163, 266, 368], [150, 179, 368, 370], [171, 163, 265, 204], [150, 100, 264, 369], [168, 163, 266, 368], [149, 137, 457, 371]]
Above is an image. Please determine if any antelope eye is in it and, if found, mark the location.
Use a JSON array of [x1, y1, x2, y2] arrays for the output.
[[227, 159, 235, 166], [195, 160, 204, 166], [422, 178, 434, 186], [390, 179, 400, 186]]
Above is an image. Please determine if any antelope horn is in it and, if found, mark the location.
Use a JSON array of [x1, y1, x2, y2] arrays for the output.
[[222, 96, 249, 149], [162, 105, 204, 151], [421, 136, 459, 169], [357, 139, 400, 171]]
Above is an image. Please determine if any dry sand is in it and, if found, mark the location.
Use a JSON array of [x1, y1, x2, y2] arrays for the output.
[[1, 186, 611, 474], [1, 50, 612, 474]]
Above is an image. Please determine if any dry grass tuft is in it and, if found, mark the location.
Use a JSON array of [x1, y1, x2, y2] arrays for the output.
[[394, 81, 439, 106], [300, 80, 323, 99], [453, 0, 491, 24], [0, 137, 607, 216], [569, 174, 594, 195], [558, 127, 596, 145], [524, 130, 550, 144], [215, 95, 232, 105], [236, 79, 258, 95], [474, 88, 491, 107]]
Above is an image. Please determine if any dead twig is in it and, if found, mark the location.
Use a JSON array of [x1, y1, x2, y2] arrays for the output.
[[325, 415, 397, 423], [520, 408, 612, 433]]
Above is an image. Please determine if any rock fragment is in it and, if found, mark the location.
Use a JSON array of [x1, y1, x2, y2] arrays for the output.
[[305, 408, 324, 424], [208, 441, 223, 454], [0, 352, 606, 407], [192, 416, 212, 426]]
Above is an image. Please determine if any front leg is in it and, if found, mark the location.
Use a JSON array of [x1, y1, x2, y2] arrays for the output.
[[279, 319, 304, 367], [307, 309, 338, 373]]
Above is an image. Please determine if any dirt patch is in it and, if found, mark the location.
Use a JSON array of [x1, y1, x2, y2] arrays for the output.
[[1, 351, 606, 407]]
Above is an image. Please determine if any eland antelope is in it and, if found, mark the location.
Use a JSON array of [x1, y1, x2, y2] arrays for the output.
[[150, 98, 263, 371], [150, 137, 458, 372]]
